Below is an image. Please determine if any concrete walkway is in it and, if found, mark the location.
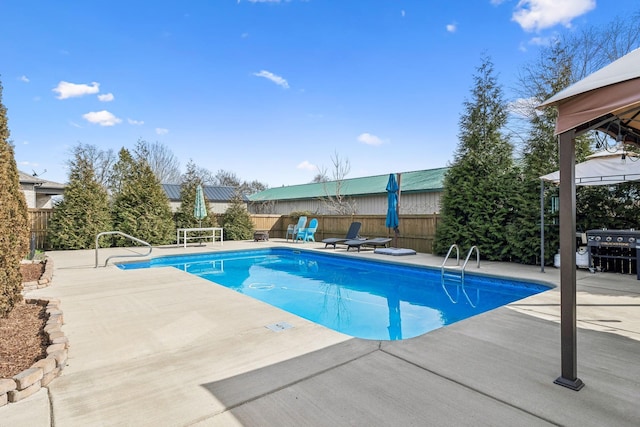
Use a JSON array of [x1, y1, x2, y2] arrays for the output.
[[1, 240, 639, 426]]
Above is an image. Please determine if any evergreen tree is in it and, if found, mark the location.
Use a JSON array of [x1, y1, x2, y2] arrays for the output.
[[0, 80, 30, 316], [48, 148, 112, 249], [220, 195, 254, 240], [110, 146, 175, 246], [577, 181, 640, 231], [510, 42, 595, 265], [507, 43, 573, 264], [175, 160, 217, 229], [434, 56, 518, 260]]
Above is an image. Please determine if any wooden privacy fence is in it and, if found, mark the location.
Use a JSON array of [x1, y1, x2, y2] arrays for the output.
[[251, 214, 441, 253], [27, 211, 441, 254], [28, 209, 54, 250]]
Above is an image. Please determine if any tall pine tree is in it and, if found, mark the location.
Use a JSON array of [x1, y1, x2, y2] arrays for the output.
[[508, 43, 573, 264], [510, 42, 594, 264], [110, 145, 175, 246], [0, 80, 30, 316], [434, 56, 518, 260], [48, 149, 112, 249]]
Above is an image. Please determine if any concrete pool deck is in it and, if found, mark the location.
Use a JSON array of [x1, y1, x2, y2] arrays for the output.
[[1, 240, 639, 426]]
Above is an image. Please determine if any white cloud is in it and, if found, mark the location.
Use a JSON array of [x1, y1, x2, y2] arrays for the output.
[[156, 128, 169, 135], [508, 97, 539, 118], [98, 93, 114, 102], [128, 118, 144, 125], [297, 160, 316, 171], [19, 75, 29, 83], [446, 23, 457, 33], [253, 70, 289, 89], [82, 110, 122, 126], [53, 81, 100, 99], [512, 0, 596, 32], [18, 161, 39, 168], [401, 10, 405, 17], [357, 133, 384, 146], [22, 140, 29, 145]]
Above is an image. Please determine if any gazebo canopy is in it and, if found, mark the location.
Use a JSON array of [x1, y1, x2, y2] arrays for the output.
[[540, 148, 640, 186], [538, 47, 640, 144]]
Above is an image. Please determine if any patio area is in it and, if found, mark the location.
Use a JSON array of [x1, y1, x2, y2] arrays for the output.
[[2, 239, 639, 426]]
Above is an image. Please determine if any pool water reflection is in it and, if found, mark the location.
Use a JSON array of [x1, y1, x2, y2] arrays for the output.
[[118, 248, 550, 340]]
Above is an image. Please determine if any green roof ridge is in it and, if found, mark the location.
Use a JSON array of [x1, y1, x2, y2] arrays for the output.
[[249, 167, 448, 202]]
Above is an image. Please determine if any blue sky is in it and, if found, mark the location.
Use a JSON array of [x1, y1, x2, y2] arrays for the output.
[[2, 0, 637, 187]]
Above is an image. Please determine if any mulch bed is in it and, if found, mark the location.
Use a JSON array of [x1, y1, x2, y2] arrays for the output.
[[20, 261, 46, 282], [0, 262, 49, 379]]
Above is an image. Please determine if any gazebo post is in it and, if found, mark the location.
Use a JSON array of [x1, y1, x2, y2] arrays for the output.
[[540, 179, 545, 273], [554, 129, 584, 391]]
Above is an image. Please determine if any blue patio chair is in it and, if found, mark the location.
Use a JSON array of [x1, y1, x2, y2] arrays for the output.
[[286, 216, 307, 242], [296, 218, 318, 242]]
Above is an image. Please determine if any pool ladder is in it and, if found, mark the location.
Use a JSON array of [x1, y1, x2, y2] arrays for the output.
[[441, 244, 480, 307], [441, 244, 480, 283], [95, 231, 152, 267]]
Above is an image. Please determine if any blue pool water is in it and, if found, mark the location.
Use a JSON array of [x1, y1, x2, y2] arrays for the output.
[[118, 248, 550, 340]]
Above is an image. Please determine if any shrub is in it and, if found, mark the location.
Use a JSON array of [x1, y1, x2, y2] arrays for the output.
[[0, 81, 30, 316], [220, 195, 254, 240]]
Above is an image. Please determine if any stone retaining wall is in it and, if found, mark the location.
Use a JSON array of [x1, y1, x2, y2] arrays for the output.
[[21, 257, 54, 293], [1, 258, 68, 407]]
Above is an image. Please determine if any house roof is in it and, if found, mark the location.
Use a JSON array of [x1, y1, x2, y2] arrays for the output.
[[248, 168, 448, 202], [162, 184, 248, 202], [18, 171, 65, 194]]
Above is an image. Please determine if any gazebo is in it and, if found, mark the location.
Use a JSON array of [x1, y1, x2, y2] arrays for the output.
[[537, 47, 640, 390]]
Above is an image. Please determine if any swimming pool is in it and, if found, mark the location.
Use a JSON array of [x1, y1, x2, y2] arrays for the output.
[[118, 248, 550, 340]]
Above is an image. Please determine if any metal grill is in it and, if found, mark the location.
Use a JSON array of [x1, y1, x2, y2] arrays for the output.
[[586, 229, 639, 278]]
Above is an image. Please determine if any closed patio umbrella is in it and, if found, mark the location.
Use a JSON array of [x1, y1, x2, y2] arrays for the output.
[[385, 173, 399, 247], [194, 184, 207, 227]]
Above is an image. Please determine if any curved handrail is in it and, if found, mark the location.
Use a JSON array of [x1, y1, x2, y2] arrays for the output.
[[95, 231, 152, 267], [440, 244, 460, 270], [460, 245, 480, 282]]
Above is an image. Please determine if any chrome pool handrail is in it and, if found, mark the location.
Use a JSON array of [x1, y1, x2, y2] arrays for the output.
[[95, 231, 152, 267]]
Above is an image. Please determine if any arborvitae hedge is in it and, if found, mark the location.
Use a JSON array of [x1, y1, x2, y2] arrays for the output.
[[110, 148, 175, 245], [48, 156, 112, 249], [220, 195, 254, 240], [0, 81, 30, 316], [434, 57, 517, 261]]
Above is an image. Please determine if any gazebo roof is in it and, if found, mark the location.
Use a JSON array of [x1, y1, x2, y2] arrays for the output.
[[538, 47, 640, 144]]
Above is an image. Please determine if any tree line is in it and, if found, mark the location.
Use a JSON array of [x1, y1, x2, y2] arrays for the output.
[[46, 141, 256, 249], [434, 12, 640, 264]]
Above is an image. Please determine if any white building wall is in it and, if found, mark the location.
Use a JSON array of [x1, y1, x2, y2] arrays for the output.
[[35, 194, 57, 209], [22, 188, 37, 209]]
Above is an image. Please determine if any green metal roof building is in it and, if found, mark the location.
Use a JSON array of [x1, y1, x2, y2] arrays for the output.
[[248, 167, 448, 215]]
